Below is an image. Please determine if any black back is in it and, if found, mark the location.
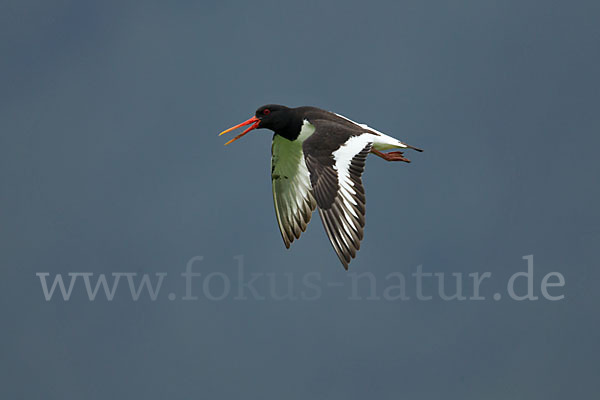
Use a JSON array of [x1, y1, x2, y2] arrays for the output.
[[254, 105, 368, 142]]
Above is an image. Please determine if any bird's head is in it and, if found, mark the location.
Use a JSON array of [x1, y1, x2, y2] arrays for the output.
[[219, 104, 291, 145]]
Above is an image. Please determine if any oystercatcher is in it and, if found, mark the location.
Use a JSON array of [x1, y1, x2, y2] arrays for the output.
[[219, 105, 422, 269]]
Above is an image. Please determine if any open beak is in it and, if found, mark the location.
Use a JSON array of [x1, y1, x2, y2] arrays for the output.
[[218, 116, 260, 145]]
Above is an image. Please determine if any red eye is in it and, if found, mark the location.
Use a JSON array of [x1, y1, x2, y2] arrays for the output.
[[263, 109, 270, 115]]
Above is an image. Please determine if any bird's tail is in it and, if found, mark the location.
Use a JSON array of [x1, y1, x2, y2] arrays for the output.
[[404, 143, 424, 152]]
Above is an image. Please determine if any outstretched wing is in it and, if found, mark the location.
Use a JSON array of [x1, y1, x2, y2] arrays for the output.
[[271, 134, 317, 248], [303, 120, 374, 269]]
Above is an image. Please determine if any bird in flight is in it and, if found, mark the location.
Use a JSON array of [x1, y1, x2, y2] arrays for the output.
[[219, 104, 422, 269]]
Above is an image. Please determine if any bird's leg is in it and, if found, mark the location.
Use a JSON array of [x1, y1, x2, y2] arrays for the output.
[[371, 148, 411, 163]]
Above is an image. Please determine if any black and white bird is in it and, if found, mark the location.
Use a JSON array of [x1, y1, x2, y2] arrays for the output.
[[219, 105, 423, 269]]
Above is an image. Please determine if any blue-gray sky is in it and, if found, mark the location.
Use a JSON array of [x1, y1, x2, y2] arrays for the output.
[[1, 1, 599, 399]]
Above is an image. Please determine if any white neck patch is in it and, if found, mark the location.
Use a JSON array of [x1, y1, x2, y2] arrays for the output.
[[296, 120, 316, 142]]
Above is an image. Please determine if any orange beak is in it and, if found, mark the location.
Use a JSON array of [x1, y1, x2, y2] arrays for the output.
[[218, 116, 261, 145]]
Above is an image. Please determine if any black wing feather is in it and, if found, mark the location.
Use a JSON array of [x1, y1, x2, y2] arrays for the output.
[[303, 120, 373, 269]]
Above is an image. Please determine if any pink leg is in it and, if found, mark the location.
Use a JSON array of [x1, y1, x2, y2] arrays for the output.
[[371, 148, 411, 163]]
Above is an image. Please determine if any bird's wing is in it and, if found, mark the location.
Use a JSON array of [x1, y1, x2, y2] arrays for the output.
[[271, 134, 317, 248], [302, 120, 374, 269]]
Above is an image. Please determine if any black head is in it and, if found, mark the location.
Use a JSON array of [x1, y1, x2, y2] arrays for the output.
[[254, 104, 293, 132], [219, 104, 301, 145]]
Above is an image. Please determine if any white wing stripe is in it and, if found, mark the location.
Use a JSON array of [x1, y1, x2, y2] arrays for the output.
[[338, 204, 359, 236], [333, 135, 375, 213], [341, 187, 358, 206]]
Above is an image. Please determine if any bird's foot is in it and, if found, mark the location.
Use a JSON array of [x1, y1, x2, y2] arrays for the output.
[[371, 149, 411, 163]]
